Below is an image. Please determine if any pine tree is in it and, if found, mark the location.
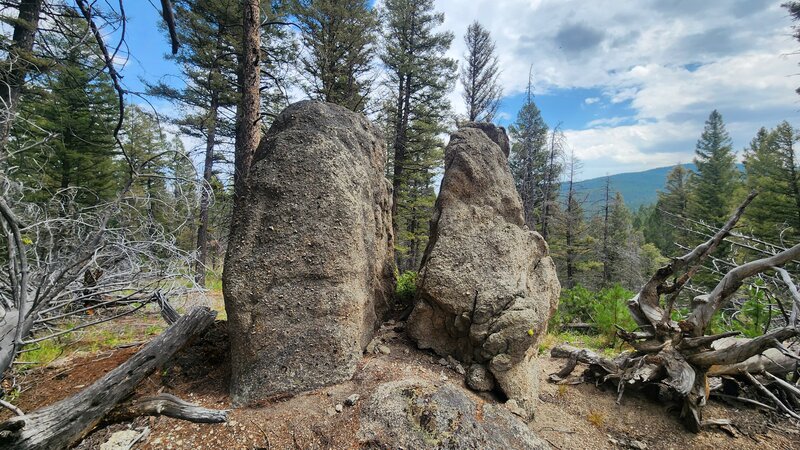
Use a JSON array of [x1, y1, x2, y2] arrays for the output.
[[153, 0, 295, 285], [380, 0, 456, 270], [649, 164, 692, 254], [234, 0, 264, 200], [551, 152, 591, 289], [743, 122, 800, 241], [148, 0, 240, 285], [607, 192, 644, 289], [783, 2, 800, 95], [121, 105, 173, 233], [0, 0, 43, 161], [509, 75, 548, 231], [394, 124, 441, 270], [689, 110, 740, 226], [460, 21, 501, 121], [540, 125, 564, 240], [294, 0, 378, 111], [12, 14, 119, 207], [167, 136, 198, 252]]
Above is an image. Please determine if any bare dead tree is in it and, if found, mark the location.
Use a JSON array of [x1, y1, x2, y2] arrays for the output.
[[551, 191, 800, 432], [540, 123, 564, 241], [1, 0, 202, 379]]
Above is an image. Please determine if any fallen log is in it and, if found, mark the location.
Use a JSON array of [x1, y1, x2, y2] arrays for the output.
[[0, 307, 217, 450]]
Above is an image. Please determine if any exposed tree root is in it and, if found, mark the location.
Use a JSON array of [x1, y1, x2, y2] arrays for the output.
[[550, 192, 800, 432]]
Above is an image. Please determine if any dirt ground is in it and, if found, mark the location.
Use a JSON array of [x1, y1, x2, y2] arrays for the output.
[[3, 314, 799, 450]]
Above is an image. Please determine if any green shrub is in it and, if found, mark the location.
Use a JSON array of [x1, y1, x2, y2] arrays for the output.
[[551, 284, 637, 348], [591, 284, 637, 345], [550, 285, 595, 330], [396, 270, 417, 305], [731, 280, 769, 338]]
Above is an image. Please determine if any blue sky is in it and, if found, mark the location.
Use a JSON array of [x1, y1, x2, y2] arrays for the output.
[[116, 4, 177, 99], [119, 1, 800, 180]]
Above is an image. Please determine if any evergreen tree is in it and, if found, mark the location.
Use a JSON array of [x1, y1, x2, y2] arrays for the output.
[[743, 122, 800, 241], [150, 0, 294, 284], [551, 152, 592, 288], [394, 121, 441, 270], [12, 14, 119, 207], [460, 21, 501, 121], [380, 0, 456, 271], [167, 136, 198, 252], [0, 0, 44, 161], [540, 125, 565, 240], [121, 105, 174, 236], [294, 0, 378, 111], [509, 76, 548, 231], [649, 164, 692, 254], [148, 0, 239, 284], [689, 110, 740, 226], [600, 176, 612, 286], [607, 192, 644, 290], [783, 2, 800, 95]]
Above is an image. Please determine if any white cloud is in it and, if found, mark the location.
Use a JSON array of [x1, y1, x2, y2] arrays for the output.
[[435, 0, 800, 178], [584, 97, 600, 105]]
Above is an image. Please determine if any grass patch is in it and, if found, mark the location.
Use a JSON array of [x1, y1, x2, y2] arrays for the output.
[[587, 410, 606, 427], [543, 331, 608, 351], [15, 315, 165, 370], [17, 340, 65, 370], [145, 324, 165, 335]]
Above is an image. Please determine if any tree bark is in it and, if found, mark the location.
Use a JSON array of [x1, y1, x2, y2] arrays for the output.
[[391, 72, 411, 236], [0, 307, 216, 450], [233, 0, 262, 201]]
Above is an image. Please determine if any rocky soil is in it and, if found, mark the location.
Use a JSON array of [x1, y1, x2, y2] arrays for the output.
[[4, 317, 798, 450]]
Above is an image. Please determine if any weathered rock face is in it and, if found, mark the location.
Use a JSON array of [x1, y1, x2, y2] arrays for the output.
[[223, 100, 395, 405], [358, 380, 550, 449], [407, 123, 560, 419]]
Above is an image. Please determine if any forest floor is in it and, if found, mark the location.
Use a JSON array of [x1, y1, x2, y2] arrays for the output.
[[2, 291, 799, 450]]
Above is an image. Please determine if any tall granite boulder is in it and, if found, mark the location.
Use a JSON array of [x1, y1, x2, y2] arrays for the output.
[[223, 101, 395, 405], [407, 122, 560, 419]]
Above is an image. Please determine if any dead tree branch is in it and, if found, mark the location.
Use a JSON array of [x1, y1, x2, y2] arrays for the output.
[[105, 393, 227, 424]]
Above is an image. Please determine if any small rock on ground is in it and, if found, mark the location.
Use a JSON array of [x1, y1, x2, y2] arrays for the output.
[[100, 430, 140, 450], [345, 394, 360, 406]]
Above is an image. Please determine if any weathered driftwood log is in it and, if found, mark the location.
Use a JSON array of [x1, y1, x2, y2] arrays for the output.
[[551, 192, 800, 432], [105, 393, 227, 424], [0, 307, 217, 450]]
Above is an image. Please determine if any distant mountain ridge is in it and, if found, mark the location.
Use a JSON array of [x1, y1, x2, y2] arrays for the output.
[[559, 164, 696, 212]]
